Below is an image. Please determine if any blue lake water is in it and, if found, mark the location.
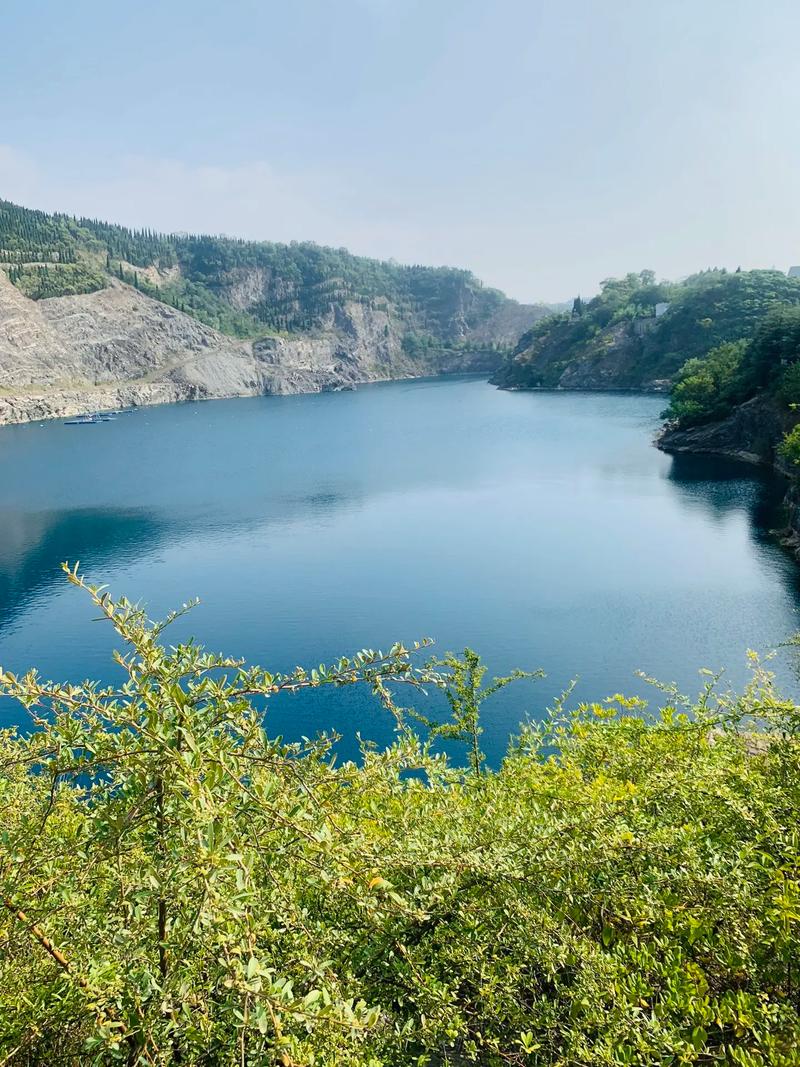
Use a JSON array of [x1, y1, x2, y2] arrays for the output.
[[1, 376, 799, 764]]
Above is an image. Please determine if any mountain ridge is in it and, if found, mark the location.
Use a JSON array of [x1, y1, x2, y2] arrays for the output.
[[0, 198, 552, 424]]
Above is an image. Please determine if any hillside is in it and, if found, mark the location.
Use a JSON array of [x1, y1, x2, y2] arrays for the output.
[[0, 199, 551, 424], [656, 304, 800, 461], [492, 269, 800, 392]]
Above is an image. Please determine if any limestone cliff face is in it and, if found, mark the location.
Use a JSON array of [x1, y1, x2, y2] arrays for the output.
[[214, 262, 548, 348], [0, 275, 516, 426]]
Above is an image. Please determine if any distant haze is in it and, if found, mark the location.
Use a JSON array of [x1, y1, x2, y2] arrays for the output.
[[1, 0, 799, 303]]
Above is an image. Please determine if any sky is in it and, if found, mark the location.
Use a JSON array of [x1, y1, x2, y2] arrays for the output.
[[1, 0, 799, 303]]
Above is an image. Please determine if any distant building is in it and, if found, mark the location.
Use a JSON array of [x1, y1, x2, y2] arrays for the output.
[[789, 266, 800, 278], [655, 302, 670, 318]]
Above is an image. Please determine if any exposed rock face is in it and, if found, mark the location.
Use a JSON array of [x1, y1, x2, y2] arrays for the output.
[[222, 266, 271, 311], [464, 301, 556, 348], [0, 274, 523, 426], [656, 397, 793, 466], [493, 319, 671, 393], [0, 273, 248, 388], [554, 323, 645, 390]]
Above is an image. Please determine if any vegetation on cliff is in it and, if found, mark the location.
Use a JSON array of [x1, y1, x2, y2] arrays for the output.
[[493, 269, 800, 392], [0, 199, 541, 347], [2, 567, 800, 1065], [7, 262, 108, 300], [663, 306, 800, 434]]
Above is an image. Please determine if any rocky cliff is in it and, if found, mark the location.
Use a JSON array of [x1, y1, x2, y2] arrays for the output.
[[656, 396, 794, 466], [0, 198, 557, 424], [0, 273, 526, 426], [492, 317, 674, 393]]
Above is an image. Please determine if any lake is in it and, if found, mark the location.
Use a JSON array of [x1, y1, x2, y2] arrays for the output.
[[1, 376, 799, 764]]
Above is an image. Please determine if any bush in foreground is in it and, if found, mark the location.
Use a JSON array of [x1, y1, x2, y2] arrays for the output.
[[1, 567, 800, 1065]]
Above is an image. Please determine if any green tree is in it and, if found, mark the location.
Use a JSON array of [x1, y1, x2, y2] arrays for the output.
[[664, 339, 749, 427], [743, 304, 800, 391], [779, 424, 800, 467]]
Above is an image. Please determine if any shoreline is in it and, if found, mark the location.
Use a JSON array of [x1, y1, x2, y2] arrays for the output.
[[0, 367, 493, 430]]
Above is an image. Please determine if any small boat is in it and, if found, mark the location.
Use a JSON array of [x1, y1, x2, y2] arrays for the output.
[[65, 415, 100, 426]]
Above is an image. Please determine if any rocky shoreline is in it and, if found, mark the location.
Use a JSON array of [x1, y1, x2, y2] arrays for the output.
[[0, 361, 492, 428], [655, 395, 794, 467], [656, 396, 800, 558], [0, 272, 506, 428]]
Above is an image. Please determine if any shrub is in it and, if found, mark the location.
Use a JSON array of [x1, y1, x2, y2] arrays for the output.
[[1, 568, 800, 1064], [775, 362, 800, 408], [779, 424, 800, 467], [664, 339, 748, 427]]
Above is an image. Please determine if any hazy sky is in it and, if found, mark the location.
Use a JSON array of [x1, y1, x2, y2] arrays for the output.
[[1, 0, 799, 302]]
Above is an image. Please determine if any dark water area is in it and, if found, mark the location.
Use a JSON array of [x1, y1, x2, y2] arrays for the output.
[[1, 377, 798, 764]]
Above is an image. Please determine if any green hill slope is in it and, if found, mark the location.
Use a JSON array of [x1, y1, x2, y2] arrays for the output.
[[0, 199, 547, 347], [492, 269, 800, 392]]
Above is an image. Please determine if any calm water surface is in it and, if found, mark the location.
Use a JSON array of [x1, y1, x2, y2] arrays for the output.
[[1, 377, 799, 763]]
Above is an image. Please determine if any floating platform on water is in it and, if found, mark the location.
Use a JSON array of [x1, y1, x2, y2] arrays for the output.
[[64, 408, 137, 425]]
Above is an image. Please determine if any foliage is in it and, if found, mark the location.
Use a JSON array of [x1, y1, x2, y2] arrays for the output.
[[664, 304, 800, 431], [775, 362, 800, 408], [0, 201, 84, 264], [405, 647, 543, 775], [2, 570, 800, 1064], [7, 262, 107, 300], [134, 274, 267, 339], [0, 199, 521, 344], [778, 425, 800, 467], [663, 340, 748, 427], [743, 305, 800, 395], [494, 268, 800, 392], [642, 270, 800, 378]]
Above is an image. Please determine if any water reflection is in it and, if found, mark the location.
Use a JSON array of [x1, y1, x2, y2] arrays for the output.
[[0, 483, 362, 633], [0, 508, 168, 630], [666, 453, 793, 548]]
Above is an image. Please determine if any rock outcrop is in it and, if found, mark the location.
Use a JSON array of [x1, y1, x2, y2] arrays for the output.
[[493, 319, 672, 393], [0, 274, 521, 426], [656, 396, 794, 466]]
